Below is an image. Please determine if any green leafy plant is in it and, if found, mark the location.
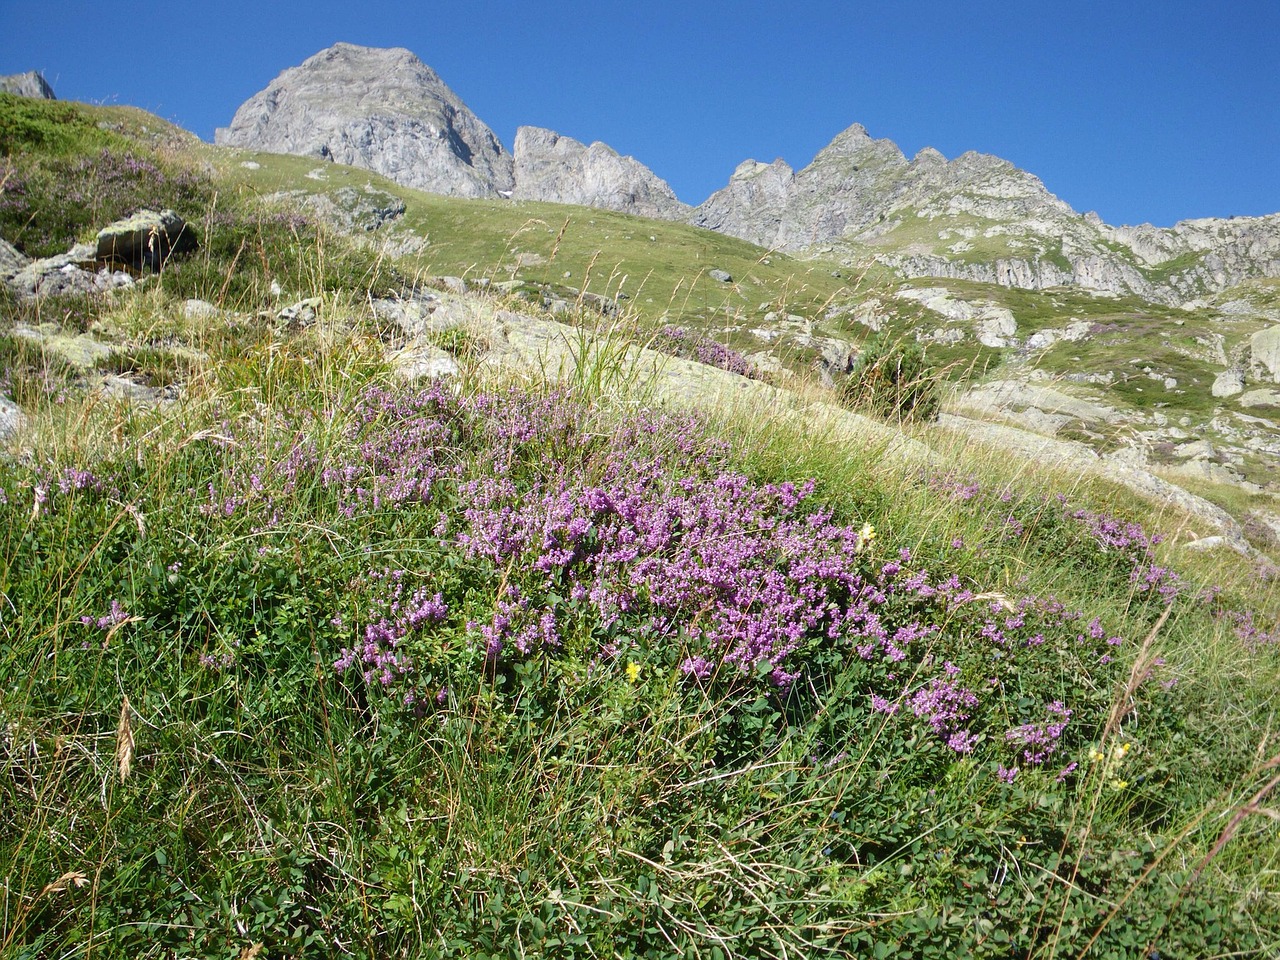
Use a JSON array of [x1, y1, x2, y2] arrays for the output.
[[842, 332, 941, 422]]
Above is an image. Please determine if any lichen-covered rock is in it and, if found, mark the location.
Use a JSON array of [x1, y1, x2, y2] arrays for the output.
[[216, 43, 513, 199], [511, 126, 689, 220], [95, 209, 197, 269], [7, 244, 134, 299], [1212, 369, 1246, 398]]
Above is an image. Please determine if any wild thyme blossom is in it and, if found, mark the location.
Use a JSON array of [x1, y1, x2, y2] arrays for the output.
[[81, 600, 130, 632], [333, 569, 449, 687], [907, 677, 980, 753], [1005, 701, 1072, 765], [651, 326, 760, 379]]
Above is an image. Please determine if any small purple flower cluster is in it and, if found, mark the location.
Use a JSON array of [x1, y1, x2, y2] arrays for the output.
[[651, 326, 760, 379], [1005, 700, 1072, 765], [81, 600, 129, 632], [907, 677, 980, 753], [194, 384, 1190, 759], [333, 568, 449, 688]]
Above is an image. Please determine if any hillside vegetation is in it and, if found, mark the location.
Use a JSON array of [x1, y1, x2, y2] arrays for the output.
[[3, 94, 1280, 960]]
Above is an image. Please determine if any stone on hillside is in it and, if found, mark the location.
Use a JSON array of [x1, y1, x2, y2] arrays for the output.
[[976, 308, 1018, 347], [183, 299, 220, 320], [0, 394, 24, 441], [390, 343, 460, 381], [0, 238, 30, 281], [1212, 369, 1246, 397], [96, 209, 197, 269], [290, 186, 407, 233], [8, 243, 134, 299], [0, 71, 55, 99], [1239, 388, 1280, 409], [580, 292, 619, 316], [708, 269, 733, 283], [216, 43, 513, 199], [12, 324, 112, 367], [1251, 326, 1280, 382], [1183, 536, 1230, 553], [511, 126, 690, 220], [277, 297, 322, 329]]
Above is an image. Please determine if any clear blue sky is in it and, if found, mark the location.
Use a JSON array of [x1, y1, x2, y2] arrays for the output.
[[3, 0, 1277, 227]]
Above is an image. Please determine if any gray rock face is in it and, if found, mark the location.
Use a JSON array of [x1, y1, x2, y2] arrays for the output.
[[690, 158, 795, 249], [0, 71, 55, 99], [511, 127, 688, 220], [216, 43, 513, 198], [691, 123, 1280, 302], [7, 244, 134, 299]]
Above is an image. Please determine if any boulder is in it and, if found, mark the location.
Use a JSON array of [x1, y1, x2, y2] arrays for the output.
[[95, 210, 197, 270], [7, 244, 134, 299], [1251, 326, 1280, 382], [0, 71, 55, 99], [708, 269, 733, 283], [182, 299, 220, 320], [1211, 369, 1246, 398], [277, 297, 322, 329], [0, 238, 30, 282], [0, 394, 24, 442]]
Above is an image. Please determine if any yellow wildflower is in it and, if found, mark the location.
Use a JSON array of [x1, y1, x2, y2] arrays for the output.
[[858, 522, 876, 553], [626, 662, 642, 684]]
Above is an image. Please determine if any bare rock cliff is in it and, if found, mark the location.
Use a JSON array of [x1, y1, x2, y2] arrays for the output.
[[511, 126, 689, 220]]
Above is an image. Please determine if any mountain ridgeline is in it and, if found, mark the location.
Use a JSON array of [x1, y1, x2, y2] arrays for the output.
[[214, 44, 1280, 306]]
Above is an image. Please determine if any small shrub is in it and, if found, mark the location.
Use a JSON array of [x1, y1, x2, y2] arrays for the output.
[[842, 332, 941, 422]]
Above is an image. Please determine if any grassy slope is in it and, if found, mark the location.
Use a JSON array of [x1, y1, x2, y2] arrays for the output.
[[3, 97, 1280, 959]]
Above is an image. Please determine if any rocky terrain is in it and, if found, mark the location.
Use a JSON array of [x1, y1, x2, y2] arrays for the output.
[[4, 53, 1280, 556], [693, 123, 1280, 305]]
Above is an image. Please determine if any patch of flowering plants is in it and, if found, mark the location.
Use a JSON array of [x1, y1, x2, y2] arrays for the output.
[[187, 381, 1204, 781]]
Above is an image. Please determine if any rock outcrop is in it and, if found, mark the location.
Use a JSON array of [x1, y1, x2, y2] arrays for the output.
[[511, 127, 688, 220], [216, 43, 513, 199], [0, 71, 55, 99], [96, 209, 197, 269]]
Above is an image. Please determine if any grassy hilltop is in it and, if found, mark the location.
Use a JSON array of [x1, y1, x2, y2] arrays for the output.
[[2, 93, 1280, 959]]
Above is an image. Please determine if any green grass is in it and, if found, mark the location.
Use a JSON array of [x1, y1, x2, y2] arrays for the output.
[[3, 95, 1280, 960]]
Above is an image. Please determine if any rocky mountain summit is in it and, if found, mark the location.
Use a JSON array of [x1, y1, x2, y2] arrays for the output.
[[219, 45, 1280, 305], [0, 71, 55, 99], [511, 126, 689, 220], [693, 123, 1280, 304], [215, 43, 513, 199]]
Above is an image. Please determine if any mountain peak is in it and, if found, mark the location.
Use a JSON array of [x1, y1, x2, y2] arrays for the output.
[[216, 43, 512, 198], [512, 126, 688, 220]]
